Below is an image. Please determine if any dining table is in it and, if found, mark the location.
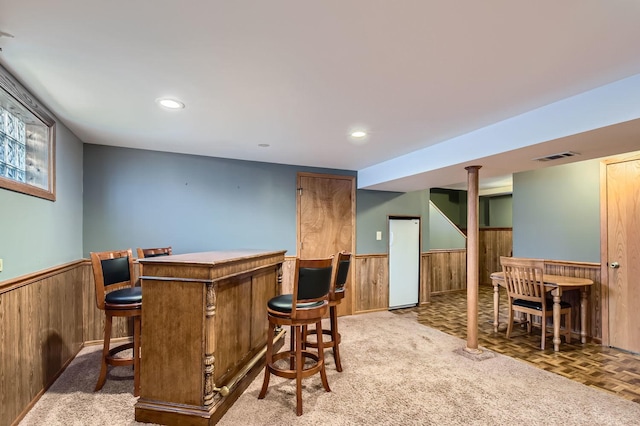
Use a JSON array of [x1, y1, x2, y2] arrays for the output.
[[489, 271, 594, 352]]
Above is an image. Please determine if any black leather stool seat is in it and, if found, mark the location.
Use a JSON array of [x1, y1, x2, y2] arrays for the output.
[[105, 287, 142, 305], [267, 294, 324, 313], [513, 298, 571, 311]]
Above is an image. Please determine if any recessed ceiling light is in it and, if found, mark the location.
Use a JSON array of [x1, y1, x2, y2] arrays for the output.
[[351, 131, 367, 138], [156, 98, 185, 109]]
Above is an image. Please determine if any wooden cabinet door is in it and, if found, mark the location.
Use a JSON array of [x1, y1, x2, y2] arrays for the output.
[[606, 156, 640, 353], [297, 172, 355, 315]]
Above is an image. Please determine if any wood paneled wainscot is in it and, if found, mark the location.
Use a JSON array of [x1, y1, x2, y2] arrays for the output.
[[0, 261, 94, 426], [0, 259, 144, 426], [354, 254, 389, 313], [479, 228, 512, 285], [353, 253, 435, 313], [425, 249, 467, 295], [544, 260, 602, 342], [134, 250, 286, 426]]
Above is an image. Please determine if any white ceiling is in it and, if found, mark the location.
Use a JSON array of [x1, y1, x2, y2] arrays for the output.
[[2, 1, 640, 193]]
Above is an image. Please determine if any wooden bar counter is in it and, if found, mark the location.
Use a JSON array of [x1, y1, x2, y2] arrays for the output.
[[134, 250, 286, 425]]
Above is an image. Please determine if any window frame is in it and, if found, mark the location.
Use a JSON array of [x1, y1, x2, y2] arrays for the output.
[[0, 64, 56, 201]]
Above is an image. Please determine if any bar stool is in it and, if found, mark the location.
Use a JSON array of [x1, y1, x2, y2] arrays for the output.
[[136, 246, 172, 259], [258, 257, 333, 416], [90, 248, 142, 396], [136, 246, 172, 278], [304, 251, 351, 371]]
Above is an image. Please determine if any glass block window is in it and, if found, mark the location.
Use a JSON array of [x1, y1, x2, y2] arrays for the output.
[[1, 106, 27, 183], [0, 64, 55, 201]]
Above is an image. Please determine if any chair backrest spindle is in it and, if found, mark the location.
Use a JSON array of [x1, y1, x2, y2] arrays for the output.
[[501, 256, 546, 304]]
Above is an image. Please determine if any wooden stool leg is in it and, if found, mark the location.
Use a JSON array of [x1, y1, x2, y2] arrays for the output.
[[133, 315, 141, 397], [301, 325, 307, 350], [295, 325, 303, 416], [95, 313, 113, 392], [316, 320, 331, 393], [289, 325, 296, 370], [329, 306, 342, 372], [259, 321, 275, 399], [540, 316, 546, 350]]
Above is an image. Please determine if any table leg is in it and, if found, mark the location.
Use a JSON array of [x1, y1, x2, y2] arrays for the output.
[[580, 287, 588, 344], [493, 280, 500, 333], [552, 287, 562, 351]]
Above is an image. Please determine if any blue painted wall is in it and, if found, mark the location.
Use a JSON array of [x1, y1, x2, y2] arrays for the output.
[[428, 202, 466, 250], [513, 159, 600, 262], [83, 145, 357, 256], [83, 145, 434, 258], [356, 189, 430, 254], [0, 122, 84, 281], [488, 195, 512, 227]]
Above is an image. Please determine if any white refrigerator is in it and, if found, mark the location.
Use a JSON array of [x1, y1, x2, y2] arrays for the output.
[[388, 217, 420, 309]]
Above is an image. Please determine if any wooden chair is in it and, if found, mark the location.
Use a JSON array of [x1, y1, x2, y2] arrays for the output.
[[258, 257, 334, 416], [90, 249, 142, 396], [303, 251, 351, 371], [500, 256, 572, 350]]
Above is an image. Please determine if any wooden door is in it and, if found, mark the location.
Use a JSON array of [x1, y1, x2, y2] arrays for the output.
[[297, 172, 355, 315], [604, 155, 640, 353]]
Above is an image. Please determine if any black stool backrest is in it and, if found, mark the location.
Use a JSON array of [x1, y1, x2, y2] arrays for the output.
[[137, 246, 172, 259], [328, 251, 352, 299], [145, 252, 169, 258], [335, 257, 351, 290], [297, 266, 333, 301], [101, 256, 131, 287], [290, 257, 333, 319]]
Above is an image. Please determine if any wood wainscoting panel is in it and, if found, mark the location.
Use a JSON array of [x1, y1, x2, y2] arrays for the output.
[[479, 228, 512, 285], [420, 253, 431, 305], [0, 261, 86, 426], [354, 254, 388, 313], [427, 249, 467, 295], [353, 252, 458, 312], [544, 260, 602, 342]]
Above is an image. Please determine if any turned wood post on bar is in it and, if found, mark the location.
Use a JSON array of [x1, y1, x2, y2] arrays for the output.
[[465, 165, 482, 353]]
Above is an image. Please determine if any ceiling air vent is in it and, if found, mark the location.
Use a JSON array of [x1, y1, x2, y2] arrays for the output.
[[532, 151, 580, 162]]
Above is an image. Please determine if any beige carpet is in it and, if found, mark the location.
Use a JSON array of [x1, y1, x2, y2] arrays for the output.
[[20, 311, 640, 425]]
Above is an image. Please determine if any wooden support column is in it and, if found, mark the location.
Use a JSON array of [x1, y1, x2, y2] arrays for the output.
[[465, 165, 482, 354]]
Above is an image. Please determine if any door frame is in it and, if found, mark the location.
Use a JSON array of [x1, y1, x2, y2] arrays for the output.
[[599, 151, 640, 347], [387, 215, 422, 308], [296, 171, 356, 313]]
